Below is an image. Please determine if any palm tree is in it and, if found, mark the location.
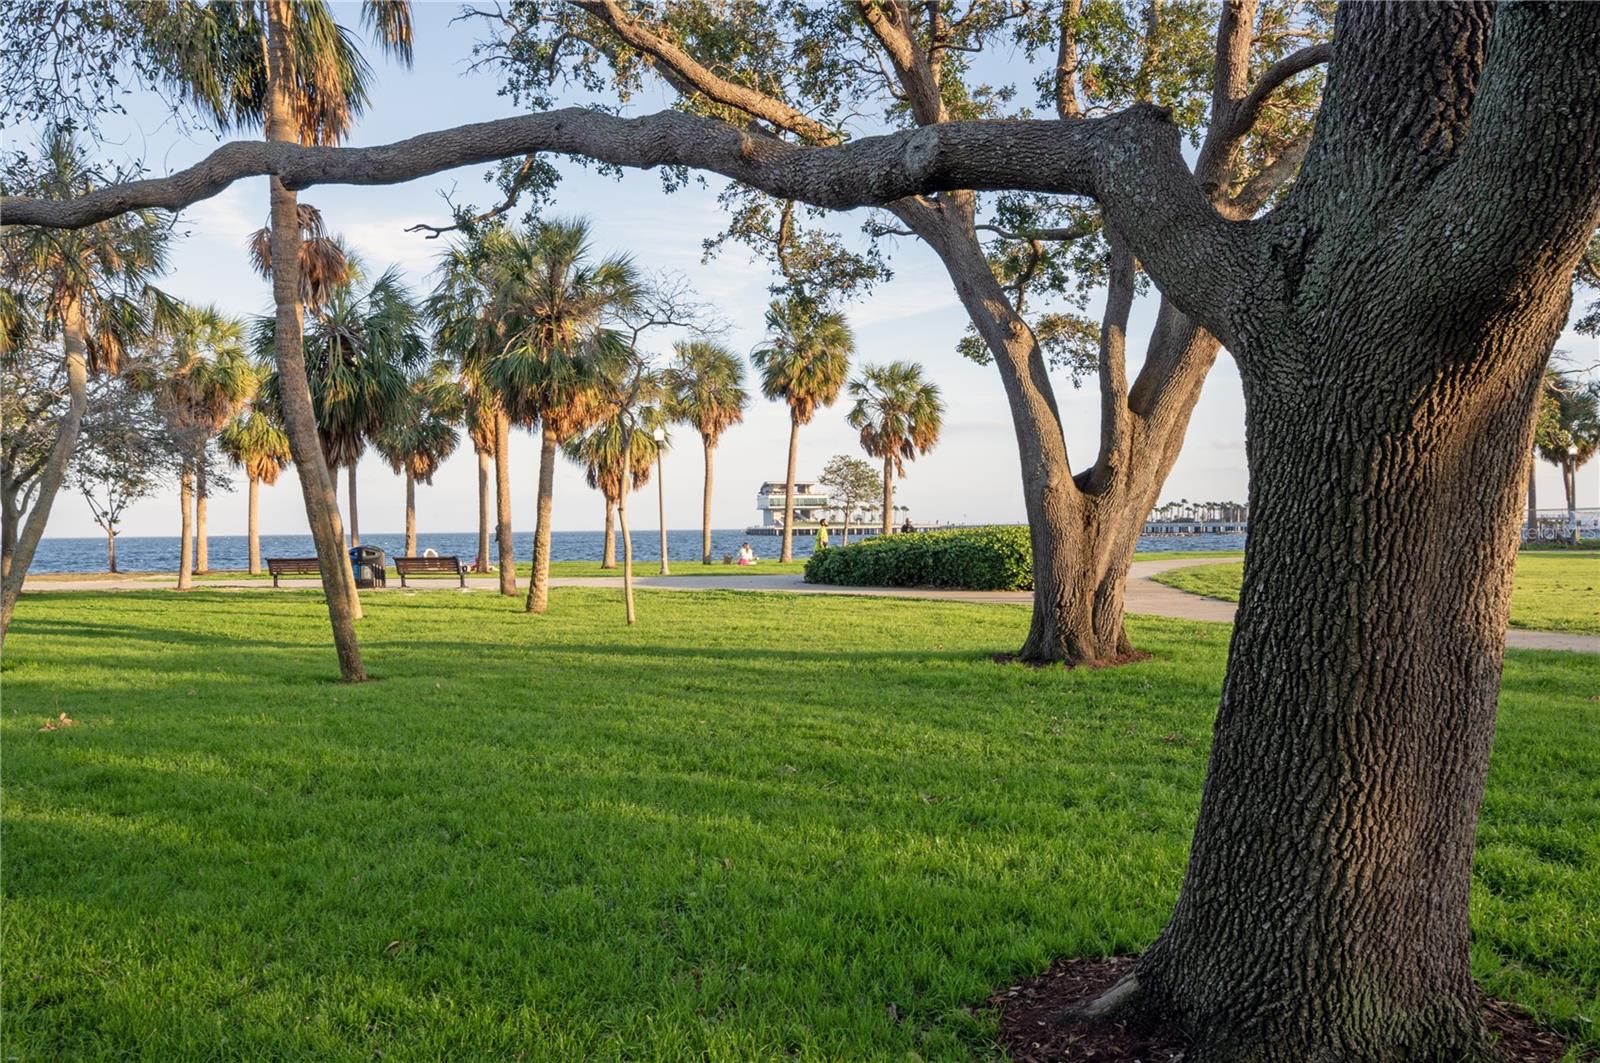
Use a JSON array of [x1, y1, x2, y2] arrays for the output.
[[750, 297, 854, 562], [665, 340, 748, 564], [257, 262, 430, 548], [131, 304, 257, 588], [487, 218, 641, 614], [374, 367, 462, 557], [0, 131, 174, 639], [146, 0, 414, 679], [429, 227, 516, 591], [847, 360, 945, 536], [565, 406, 656, 570], [219, 409, 292, 575], [1535, 372, 1600, 540]]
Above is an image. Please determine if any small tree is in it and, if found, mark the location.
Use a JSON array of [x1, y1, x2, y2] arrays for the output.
[[71, 381, 181, 573], [1535, 371, 1600, 541], [219, 408, 292, 575], [374, 368, 462, 558], [817, 455, 879, 546]]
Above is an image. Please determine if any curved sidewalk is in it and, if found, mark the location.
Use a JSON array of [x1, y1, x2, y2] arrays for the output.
[[22, 559, 1597, 653]]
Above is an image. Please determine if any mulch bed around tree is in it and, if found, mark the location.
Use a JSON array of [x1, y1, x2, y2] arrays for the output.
[[991, 956, 1581, 1062]]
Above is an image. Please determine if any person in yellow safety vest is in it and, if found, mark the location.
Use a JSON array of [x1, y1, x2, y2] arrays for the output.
[[815, 518, 830, 551]]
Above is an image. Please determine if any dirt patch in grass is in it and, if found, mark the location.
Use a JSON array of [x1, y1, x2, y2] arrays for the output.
[[992, 956, 1580, 1062]]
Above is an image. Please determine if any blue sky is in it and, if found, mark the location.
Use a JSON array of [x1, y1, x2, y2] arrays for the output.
[[35, 2, 1596, 539]]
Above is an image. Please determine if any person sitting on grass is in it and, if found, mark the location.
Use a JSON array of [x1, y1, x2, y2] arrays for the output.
[[737, 543, 757, 566]]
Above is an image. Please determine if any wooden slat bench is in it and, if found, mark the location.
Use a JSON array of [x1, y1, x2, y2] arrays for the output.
[[266, 557, 322, 588], [394, 555, 467, 588]]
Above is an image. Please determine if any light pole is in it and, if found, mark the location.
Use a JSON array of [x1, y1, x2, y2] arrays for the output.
[[653, 426, 670, 575]]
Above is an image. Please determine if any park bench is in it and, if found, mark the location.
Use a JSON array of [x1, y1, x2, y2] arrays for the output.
[[266, 557, 322, 588], [394, 555, 468, 588]]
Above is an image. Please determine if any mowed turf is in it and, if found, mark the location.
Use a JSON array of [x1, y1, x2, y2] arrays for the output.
[[2, 589, 1595, 1061], [1154, 552, 1600, 635]]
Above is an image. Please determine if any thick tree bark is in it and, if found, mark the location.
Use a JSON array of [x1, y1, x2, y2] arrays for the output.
[[780, 416, 800, 563], [601, 499, 617, 568], [700, 437, 714, 564], [880, 456, 894, 536], [260, 0, 365, 680], [177, 464, 195, 591], [194, 456, 209, 574], [105, 529, 117, 573], [494, 411, 516, 595], [1122, 6, 1600, 1057], [347, 463, 360, 547], [656, 452, 670, 576], [403, 468, 417, 557], [526, 425, 557, 613], [247, 475, 262, 575], [2, 488, 19, 581], [476, 448, 491, 572], [0, 301, 90, 644]]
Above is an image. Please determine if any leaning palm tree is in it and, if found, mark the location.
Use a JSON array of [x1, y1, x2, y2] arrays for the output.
[[144, 0, 414, 679], [130, 304, 257, 588], [0, 131, 175, 640], [847, 360, 945, 536], [487, 218, 641, 614], [257, 262, 429, 547], [665, 340, 748, 564], [750, 297, 854, 562], [219, 408, 293, 575], [374, 367, 462, 557], [1535, 372, 1600, 539], [429, 227, 517, 591]]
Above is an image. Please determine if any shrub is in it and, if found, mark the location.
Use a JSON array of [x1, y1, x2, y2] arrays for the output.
[[803, 525, 1032, 590]]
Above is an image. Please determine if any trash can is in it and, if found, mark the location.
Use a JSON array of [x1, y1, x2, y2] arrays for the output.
[[349, 545, 387, 589]]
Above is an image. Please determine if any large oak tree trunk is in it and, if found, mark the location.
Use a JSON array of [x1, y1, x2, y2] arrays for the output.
[[476, 448, 491, 572], [177, 464, 195, 591], [526, 425, 557, 613], [2, 488, 20, 581], [601, 499, 617, 568], [780, 416, 800, 563], [700, 437, 714, 564], [194, 456, 209, 574], [247, 476, 262, 575], [494, 411, 516, 595], [1124, 8, 1600, 1055], [0, 300, 90, 644], [260, 0, 365, 680]]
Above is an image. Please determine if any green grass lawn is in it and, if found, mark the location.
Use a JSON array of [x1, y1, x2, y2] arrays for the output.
[[3, 590, 1594, 1060], [1154, 553, 1600, 635]]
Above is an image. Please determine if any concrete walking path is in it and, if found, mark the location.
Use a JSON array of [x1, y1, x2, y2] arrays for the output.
[[22, 558, 1597, 653]]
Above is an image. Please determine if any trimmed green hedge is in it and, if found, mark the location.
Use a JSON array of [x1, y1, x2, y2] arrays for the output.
[[803, 525, 1032, 591]]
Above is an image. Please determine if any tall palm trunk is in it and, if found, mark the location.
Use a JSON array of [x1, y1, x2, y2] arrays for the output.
[[526, 425, 558, 613], [403, 468, 417, 557], [0, 297, 90, 644], [261, 0, 365, 680], [880, 456, 894, 536], [700, 436, 715, 564], [347, 463, 360, 546], [601, 500, 617, 568], [1563, 458, 1579, 541], [1525, 449, 1537, 537], [195, 453, 209, 573], [619, 434, 637, 625], [476, 448, 491, 572], [177, 463, 195, 591], [494, 410, 516, 595], [247, 475, 262, 575], [780, 415, 800, 563]]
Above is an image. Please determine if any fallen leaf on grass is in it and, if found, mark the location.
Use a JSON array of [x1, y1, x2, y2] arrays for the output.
[[39, 712, 76, 732]]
